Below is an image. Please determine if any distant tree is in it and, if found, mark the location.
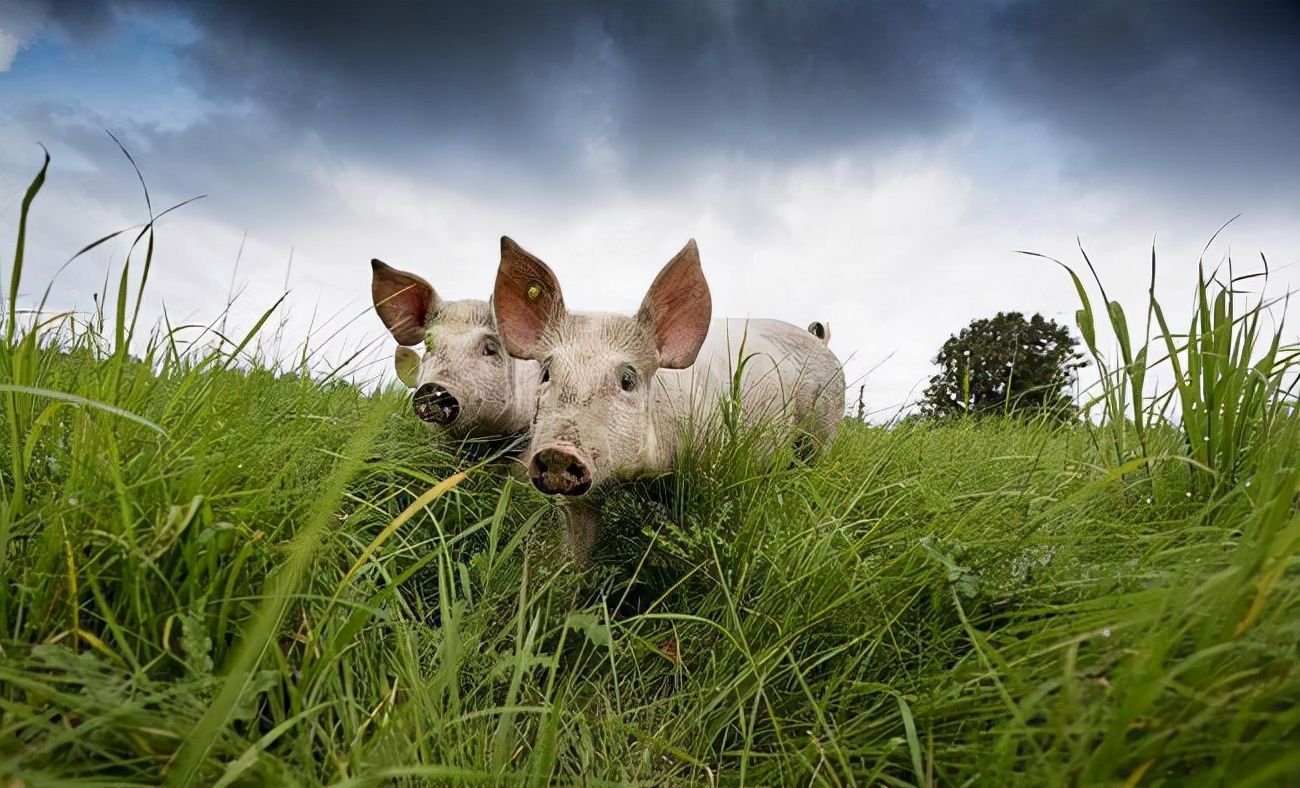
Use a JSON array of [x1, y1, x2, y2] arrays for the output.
[[921, 311, 1086, 420]]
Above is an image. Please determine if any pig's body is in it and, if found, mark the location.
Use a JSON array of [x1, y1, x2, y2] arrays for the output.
[[638, 318, 845, 476]]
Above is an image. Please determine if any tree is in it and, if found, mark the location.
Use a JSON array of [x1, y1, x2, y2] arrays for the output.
[[921, 311, 1086, 420]]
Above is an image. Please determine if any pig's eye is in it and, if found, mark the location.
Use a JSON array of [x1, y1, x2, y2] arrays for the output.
[[619, 367, 638, 393], [540, 364, 551, 384], [482, 339, 499, 357]]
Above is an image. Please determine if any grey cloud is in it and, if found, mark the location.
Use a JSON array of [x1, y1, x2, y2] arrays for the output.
[[21, 0, 1300, 204], [1, 0, 120, 48], [159, 1, 985, 182], [6, 102, 335, 229], [43, 0, 117, 43], [175, 2, 1300, 192], [983, 1, 1300, 191]]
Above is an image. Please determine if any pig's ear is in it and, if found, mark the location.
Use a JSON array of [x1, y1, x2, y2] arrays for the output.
[[372, 259, 439, 345], [493, 236, 565, 359], [638, 239, 712, 369], [394, 346, 420, 388]]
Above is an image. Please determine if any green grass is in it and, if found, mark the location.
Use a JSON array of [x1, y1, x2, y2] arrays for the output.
[[3, 157, 1299, 786]]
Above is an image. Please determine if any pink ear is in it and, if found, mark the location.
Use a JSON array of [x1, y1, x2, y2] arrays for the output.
[[371, 259, 439, 345], [638, 239, 712, 369], [493, 236, 565, 359]]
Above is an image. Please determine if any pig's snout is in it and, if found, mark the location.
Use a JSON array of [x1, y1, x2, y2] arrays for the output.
[[529, 444, 593, 496], [413, 383, 460, 426]]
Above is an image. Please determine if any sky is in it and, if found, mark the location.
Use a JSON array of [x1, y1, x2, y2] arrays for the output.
[[1, 0, 1298, 415]]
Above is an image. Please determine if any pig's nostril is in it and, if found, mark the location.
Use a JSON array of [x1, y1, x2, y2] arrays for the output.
[[529, 447, 592, 496], [413, 385, 460, 425]]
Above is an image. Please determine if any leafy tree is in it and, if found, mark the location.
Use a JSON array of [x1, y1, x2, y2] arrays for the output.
[[921, 311, 1086, 419]]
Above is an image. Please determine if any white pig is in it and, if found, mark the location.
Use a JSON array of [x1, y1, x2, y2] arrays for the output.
[[492, 237, 845, 561], [371, 259, 538, 440]]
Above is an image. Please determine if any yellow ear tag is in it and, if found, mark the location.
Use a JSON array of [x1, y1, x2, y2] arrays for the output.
[[527, 284, 542, 301]]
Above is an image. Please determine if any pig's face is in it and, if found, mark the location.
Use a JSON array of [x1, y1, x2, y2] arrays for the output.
[[372, 259, 533, 438], [524, 312, 660, 493], [406, 303, 523, 437], [492, 238, 711, 495]]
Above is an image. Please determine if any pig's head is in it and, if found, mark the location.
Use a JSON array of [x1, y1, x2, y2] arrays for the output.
[[372, 258, 535, 438], [493, 237, 711, 495]]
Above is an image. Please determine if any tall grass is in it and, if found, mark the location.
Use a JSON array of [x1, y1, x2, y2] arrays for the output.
[[2, 155, 1298, 785], [1032, 240, 1298, 492]]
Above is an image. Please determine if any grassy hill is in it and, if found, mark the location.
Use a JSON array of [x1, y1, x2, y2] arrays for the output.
[[2, 159, 1298, 785]]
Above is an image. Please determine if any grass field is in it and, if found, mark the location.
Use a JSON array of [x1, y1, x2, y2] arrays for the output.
[[3, 157, 1299, 786]]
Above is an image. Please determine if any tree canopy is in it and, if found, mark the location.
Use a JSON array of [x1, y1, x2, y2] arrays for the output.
[[921, 311, 1085, 419]]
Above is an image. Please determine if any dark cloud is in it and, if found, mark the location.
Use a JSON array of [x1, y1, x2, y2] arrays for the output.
[[992, 0, 1300, 106], [163, 1, 983, 182], [23, 0, 1300, 197], [40, 0, 119, 43], [984, 1, 1300, 190]]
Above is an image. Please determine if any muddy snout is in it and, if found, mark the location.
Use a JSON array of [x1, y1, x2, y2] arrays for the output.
[[412, 383, 460, 426], [529, 443, 593, 496]]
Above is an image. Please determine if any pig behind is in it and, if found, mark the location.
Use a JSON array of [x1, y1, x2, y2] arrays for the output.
[[371, 258, 538, 440]]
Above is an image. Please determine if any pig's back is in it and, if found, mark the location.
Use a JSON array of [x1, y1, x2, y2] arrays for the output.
[[656, 318, 846, 449]]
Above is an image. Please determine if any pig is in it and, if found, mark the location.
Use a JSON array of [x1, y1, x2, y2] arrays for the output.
[[492, 237, 846, 562], [371, 258, 539, 440]]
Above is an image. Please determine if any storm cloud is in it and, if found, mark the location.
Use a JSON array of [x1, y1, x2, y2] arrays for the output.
[[176, 2, 977, 175], [16, 0, 1297, 189], [162, 3, 1300, 186]]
